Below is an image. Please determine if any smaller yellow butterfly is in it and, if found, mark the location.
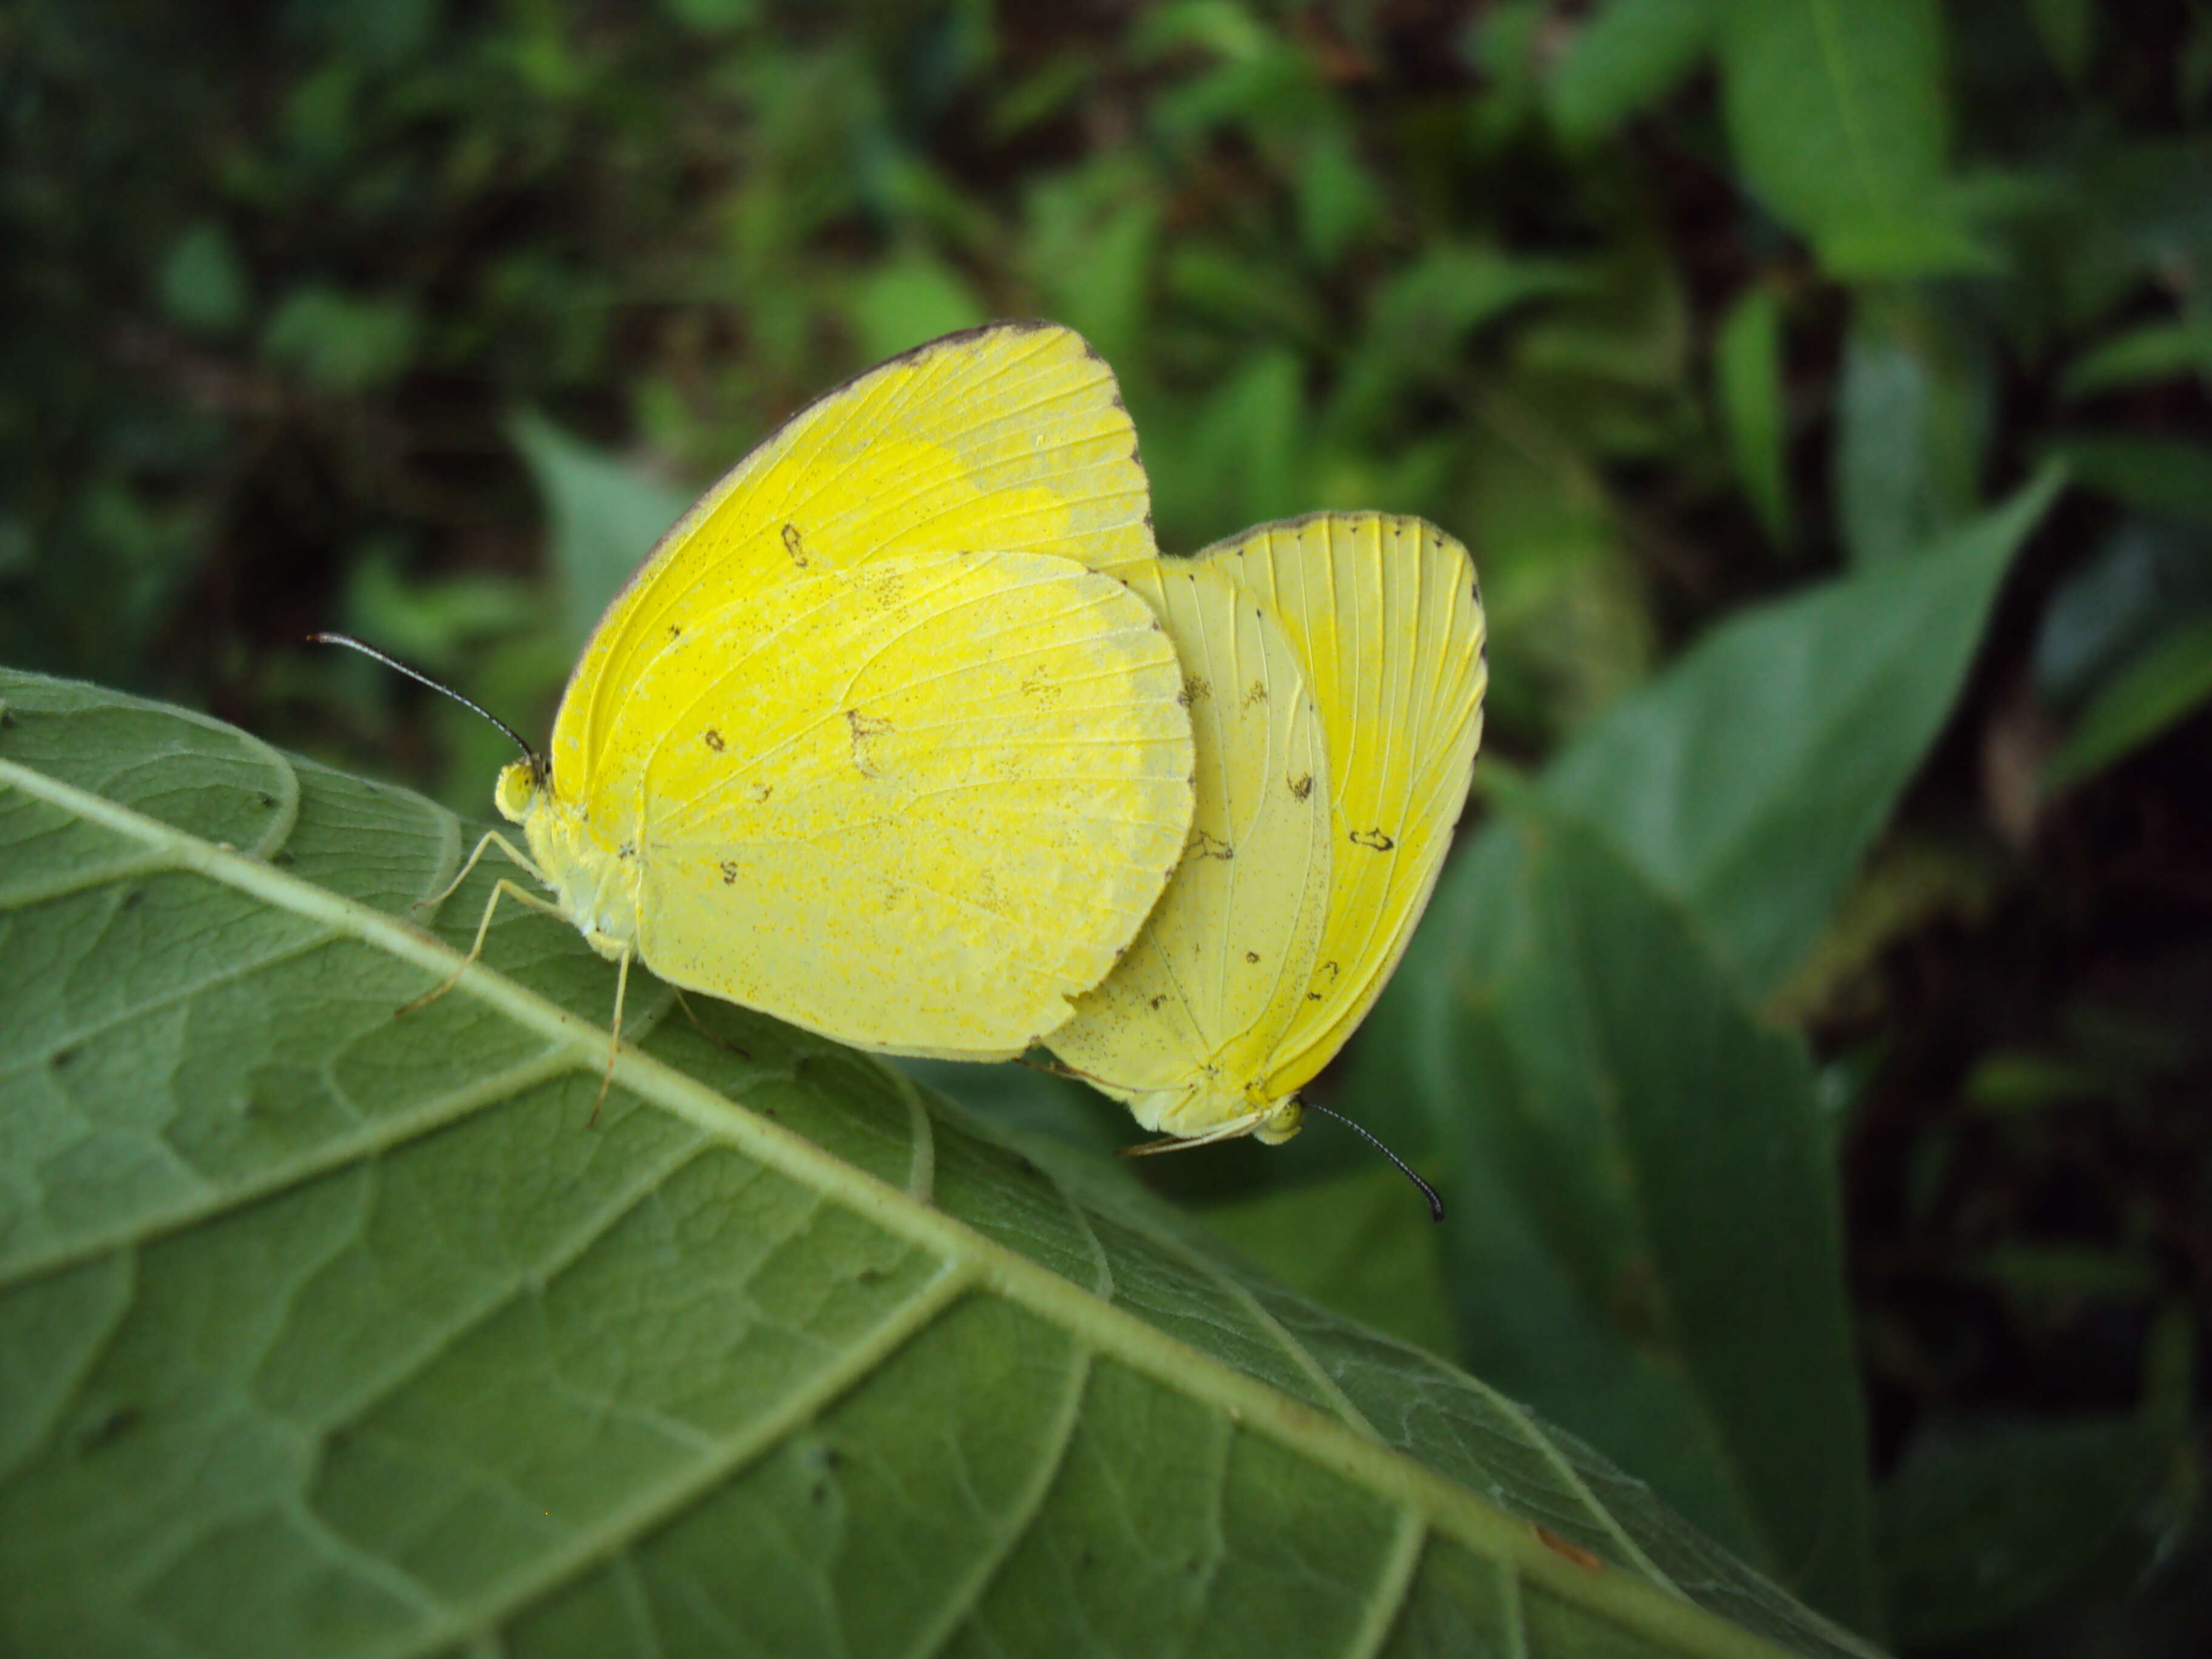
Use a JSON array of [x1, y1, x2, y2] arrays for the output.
[[1046, 512, 1487, 1174]]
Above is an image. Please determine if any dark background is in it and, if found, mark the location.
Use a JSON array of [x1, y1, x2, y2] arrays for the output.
[[5, 2, 2209, 1651]]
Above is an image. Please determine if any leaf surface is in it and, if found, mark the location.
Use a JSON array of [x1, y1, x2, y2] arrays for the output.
[[0, 669, 1882, 1659], [1717, 0, 1988, 277], [1544, 472, 2062, 997], [1375, 786, 1880, 1633]]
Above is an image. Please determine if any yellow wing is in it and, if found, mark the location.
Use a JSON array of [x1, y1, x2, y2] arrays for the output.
[[551, 321, 1153, 803], [1196, 512, 1487, 1096], [1045, 561, 1333, 1134], [604, 550, 1192, 1058]]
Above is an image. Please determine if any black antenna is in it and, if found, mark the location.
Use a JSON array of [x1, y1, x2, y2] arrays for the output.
[[309, 632, 536, 763], [1306, 1101, 1445, 1222]]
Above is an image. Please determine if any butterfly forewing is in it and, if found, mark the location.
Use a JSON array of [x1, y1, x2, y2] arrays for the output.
[[552, 322, 1154, 796]]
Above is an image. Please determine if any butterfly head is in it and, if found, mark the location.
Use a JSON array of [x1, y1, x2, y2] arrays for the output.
[[494, 755, 548, 825]]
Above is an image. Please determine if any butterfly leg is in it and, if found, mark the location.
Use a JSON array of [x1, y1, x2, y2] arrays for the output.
[[588, 947, 632, 1127], [672, 987, 752, 1061], [397, 876, 566, 1016], [418, 830, 545, 913], [1116, 1105, 1278, 1156]]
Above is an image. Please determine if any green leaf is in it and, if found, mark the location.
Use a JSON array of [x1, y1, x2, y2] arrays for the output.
[[2031, 520, 2212, 707], [1714, 284, 1792, 546], [1881, 1415, 2185, 1647], [1717, 0, 1990, 278], [2049, 434, 2212, 528], [2059, 317, 2212, 400], [1382, 786, 1881, 1634], [2045, 611, 2212, 788], [508, 411, 692, 648], [2025, 0, 2094, 82], [260, 287, 420, 394], [847, 255, 990, 364], [158, 224, 252, 338], [1199, 1166, 1458, 1359], [0, 668, 1881, 1659], [1546, 0, 1716, 144], [1545, 471, 2063, 997], [1833, 288, 1991, 569]]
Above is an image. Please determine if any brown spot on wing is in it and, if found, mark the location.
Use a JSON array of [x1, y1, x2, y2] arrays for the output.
[[782, 523, 808, 566], [1289, 773, 1313, 801], [1349, 827, 1396, 851], [703, 728, 725, 752], [1244, 951, 1259, 964], [845, 708, 893, 777], [719, 860, 739, 885], [1243, 681, 1268, 708], [1187, 829, 1233, 860]]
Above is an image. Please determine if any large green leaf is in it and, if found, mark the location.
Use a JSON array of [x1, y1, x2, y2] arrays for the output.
[[1716, 0, 1988, 277], [1380, 785, 1880, 1637], [0, 669, 1881, 1658], [1544, 471, 2063, 997]]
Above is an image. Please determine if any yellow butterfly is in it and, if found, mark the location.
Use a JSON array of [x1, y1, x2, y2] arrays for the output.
[[1046, 511, 1487, 1150], [361, 323, 1198, 1073]]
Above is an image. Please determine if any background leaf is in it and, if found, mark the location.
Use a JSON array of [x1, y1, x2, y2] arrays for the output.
[[2044, 612, 2212, 788], [1833, 289, 1992, 570], [1544, 472, 2062, 997], [1380, 784, 1879, 1634], [1715, 283, 1792, 547], [1546, 0, 1716, 145], [508, 412, 693, 649], [0, 667, 1881, 1659], [1717, 0, 1988, 276]]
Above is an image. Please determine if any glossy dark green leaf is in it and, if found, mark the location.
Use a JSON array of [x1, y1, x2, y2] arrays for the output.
[[0, 668, 1883, 1659], [1386, 785, 1880, 1635], [1545, 471, 2063, 996]]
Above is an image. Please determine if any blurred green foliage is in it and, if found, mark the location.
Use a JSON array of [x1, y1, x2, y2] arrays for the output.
[[5, 1, 2211, 1652]]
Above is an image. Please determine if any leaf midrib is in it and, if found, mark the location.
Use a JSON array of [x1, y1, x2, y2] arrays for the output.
[[0, 752, 1819, 1659]]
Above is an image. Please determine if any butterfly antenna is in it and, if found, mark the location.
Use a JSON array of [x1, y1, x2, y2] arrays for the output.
[[309, 632, 537, 763], [1305, 1101, 1445, 1222]]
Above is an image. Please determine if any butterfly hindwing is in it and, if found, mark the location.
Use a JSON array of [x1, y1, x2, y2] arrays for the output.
[[625, 550, 1192, 1056], [1197, 512, 1487, 1096], [1046, 561, 1333, 1131]]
